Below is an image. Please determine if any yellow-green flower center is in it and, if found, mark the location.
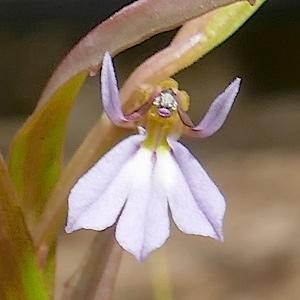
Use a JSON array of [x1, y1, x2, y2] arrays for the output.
[[142, 79, 190, 151]]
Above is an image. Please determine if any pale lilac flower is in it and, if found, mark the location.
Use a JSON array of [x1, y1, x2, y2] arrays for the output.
[[65, 52, 241, 261]]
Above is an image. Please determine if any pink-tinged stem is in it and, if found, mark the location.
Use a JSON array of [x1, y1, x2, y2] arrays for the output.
[[62, 229, 122, 300]]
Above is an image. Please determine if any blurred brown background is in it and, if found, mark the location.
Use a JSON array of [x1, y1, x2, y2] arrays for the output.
[[1, 1, 300, 299]]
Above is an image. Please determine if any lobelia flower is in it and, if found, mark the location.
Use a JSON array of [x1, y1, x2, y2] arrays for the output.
[[65, 52, 241, 261]]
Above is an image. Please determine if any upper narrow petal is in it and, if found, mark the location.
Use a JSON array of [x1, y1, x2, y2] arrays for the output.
[[101, 52, 152, 126], [65, 134, 144, 233], [157, 147, 220, 239], [169, 140, 226, 240], [185, 78, 241, 138], [116, 147, 170, 261], [101, 52, 128, 126]]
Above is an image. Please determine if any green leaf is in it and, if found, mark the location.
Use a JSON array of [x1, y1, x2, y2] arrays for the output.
[[0, 153, 49, 300], [9, 72, 87, 228]]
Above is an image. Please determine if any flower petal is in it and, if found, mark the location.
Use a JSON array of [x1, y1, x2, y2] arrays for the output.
[[116, 147, 170, 261], [169, 140, 225, 240], [184, 77, 241, 138], [101, 52, 152, 126], [65, 134, 144, 233], [101, 52, 127, 126], [156, 147, 221, 240]]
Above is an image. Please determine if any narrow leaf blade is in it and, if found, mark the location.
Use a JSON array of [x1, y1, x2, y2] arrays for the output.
[[0, 154, 49, 300], [9, 72, 87, 229]]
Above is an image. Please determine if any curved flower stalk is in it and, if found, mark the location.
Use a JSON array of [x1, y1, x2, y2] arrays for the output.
[[66, 53, 241, 261]]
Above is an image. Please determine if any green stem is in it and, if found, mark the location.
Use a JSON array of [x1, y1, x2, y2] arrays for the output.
[[149, 249, 174, 300]]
